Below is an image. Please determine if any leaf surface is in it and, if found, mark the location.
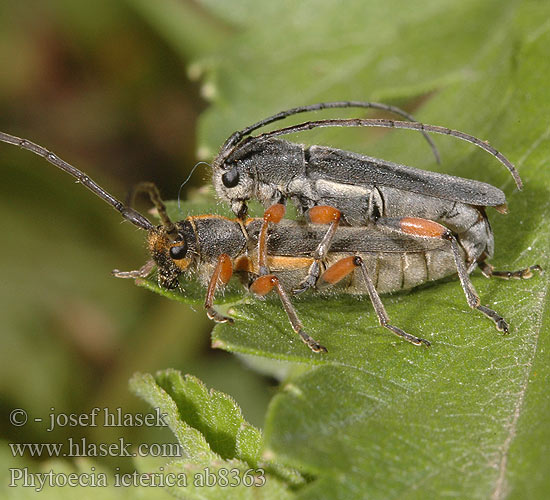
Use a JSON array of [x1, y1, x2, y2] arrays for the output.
[[128, 0, 550, 497]]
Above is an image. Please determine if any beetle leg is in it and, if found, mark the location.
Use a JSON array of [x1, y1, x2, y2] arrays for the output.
[[378, 216, 510, 333], [126, 181, 177, 237], [478, 261, 542, 280], [258, 204, 286, 275], [293, 205, 342, 295], [320, 256, 431, 346], [112, 259, 155, 279], [250, 274, 327, 353], [204, 254, 234, 323]]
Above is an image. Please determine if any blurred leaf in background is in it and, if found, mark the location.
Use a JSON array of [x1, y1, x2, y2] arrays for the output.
[[0, 0, 274, 484], [1, 0, 549, 499]]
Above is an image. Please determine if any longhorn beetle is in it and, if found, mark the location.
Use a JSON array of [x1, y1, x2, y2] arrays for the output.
[[0, 131, 540, 352], [211, 101, 527, 292]]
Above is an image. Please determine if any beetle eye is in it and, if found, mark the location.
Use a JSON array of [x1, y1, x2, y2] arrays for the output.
[[222, 167, 240, 188], [169, 241, 188, 260]]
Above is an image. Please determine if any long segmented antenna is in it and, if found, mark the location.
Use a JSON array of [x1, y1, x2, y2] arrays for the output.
[[219, 101, 441, 164], [0, 131, 154, 230], [245, 118, 523, 190]]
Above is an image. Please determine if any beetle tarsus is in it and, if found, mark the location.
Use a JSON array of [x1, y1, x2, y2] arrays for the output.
[[206, 308, 234, 324], [384, 324, 431, 347], [479, 261, 542, 280], [476, 305, 509, 333], [497, 319, 509, 334], [293, 261, 321, 295], [112, 260, 155, 279], [298, 329, 327, 353]]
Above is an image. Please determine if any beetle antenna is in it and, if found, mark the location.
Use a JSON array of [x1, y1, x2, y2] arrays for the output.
[[0, 131, 154, 230], [247, 118, 523, 190], [177, 161, 211, 213], [219, 101, 441, 164]]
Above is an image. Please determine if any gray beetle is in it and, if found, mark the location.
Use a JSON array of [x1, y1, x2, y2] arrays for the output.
[[211, 101, 524, 292]]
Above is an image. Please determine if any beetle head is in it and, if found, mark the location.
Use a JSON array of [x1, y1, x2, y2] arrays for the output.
[[211, 158, 256, 218], [147, 221, 197, 289]]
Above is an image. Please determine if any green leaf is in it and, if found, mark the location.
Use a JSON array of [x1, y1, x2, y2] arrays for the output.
[[130, 370, 301, 499], [126, 0, 550, 498]]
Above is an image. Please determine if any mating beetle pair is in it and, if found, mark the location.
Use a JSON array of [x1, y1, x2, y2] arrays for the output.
[[0, 101, 540, 352]]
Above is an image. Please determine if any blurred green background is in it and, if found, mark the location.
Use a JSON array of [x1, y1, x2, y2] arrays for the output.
[[0, 0, 275, 473]]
